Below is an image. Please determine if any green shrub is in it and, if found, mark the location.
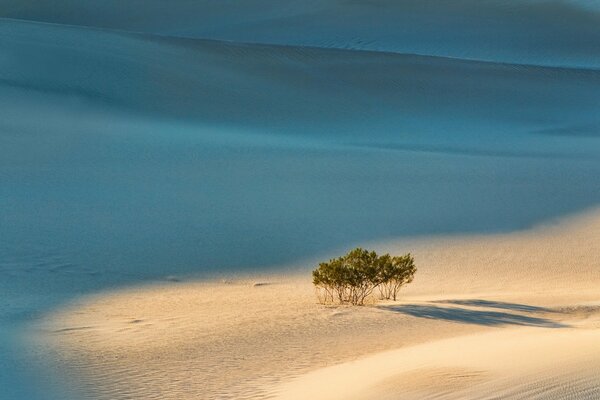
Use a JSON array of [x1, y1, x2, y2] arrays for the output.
[[376, 253, 416, 301], [312, 248, 416, 305]]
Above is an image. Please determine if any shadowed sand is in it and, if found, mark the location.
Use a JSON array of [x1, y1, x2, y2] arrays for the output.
[[31, 208, 600, 399]]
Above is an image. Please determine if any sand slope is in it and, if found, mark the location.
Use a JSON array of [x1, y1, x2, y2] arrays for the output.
[[5, 15, 600, 284], [32, 209, 600, 399], [274, 327, 600, 400], [3, 1, 600, 68], [4, 17, 600, 135]]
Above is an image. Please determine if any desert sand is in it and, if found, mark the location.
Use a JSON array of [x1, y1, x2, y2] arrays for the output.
[[4, 2, 600, 399], [32, 208, 600, 399]]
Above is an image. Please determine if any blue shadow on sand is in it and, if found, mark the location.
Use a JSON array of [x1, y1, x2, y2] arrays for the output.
[[431, 299, 554, 313], [381, 300, 566, 328]]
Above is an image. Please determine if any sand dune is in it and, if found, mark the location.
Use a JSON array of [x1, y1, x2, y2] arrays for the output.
[[3, 1, 600, 68], [4, 15, 600, 288], [3, 18, 600, 135], [3, 2, 600, 399], [32, 208, 600, 399], [274, 327, 600, 400]]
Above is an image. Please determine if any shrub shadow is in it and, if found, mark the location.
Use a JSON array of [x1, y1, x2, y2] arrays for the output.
[[381, 303, 566, 328], [431, 299, 554, 313]]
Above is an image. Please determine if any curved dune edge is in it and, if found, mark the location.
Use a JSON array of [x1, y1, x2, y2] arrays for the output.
[[270, 327, 600, 400], [31, 208, 600, 399]]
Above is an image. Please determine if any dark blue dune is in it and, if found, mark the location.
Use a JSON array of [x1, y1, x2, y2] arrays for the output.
[[2, 0, 600, 68], [2, 18, 600, 284]]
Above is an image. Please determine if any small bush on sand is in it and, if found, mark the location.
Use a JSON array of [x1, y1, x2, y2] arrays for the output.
[[312, 248, 416, 305], [376, 253, 416, 301]]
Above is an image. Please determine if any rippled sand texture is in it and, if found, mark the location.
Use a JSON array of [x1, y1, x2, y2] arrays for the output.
[[35, 209, 600, 399]]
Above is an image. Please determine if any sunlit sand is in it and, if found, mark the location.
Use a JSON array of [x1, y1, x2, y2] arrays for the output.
[[35, 209, 600, 399]]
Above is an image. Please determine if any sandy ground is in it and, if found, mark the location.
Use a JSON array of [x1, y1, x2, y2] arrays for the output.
[[32, 209, 600, 399]]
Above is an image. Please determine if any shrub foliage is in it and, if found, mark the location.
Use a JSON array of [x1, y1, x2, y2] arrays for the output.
[[312, 248, 416, 305]]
